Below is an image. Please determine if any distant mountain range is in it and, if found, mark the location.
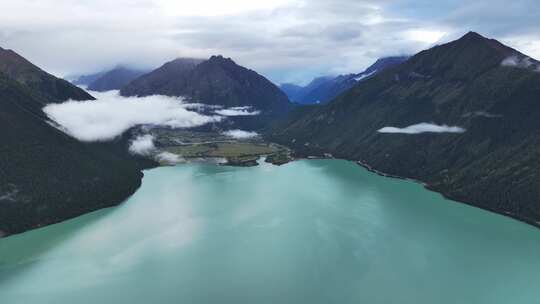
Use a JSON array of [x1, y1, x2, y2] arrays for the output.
[[71, 71, 106, 86], [0, 47, 147, 236], [71, 66, 149, 92], [269, 32, 540, 226], [88, 67, 149, 92], [280, 56, 409, 104]]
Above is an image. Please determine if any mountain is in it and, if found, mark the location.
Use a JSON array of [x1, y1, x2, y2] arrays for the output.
[[70, 71, 106, 86], [87, 67, 149, 92], [281, 56, 409, 104], [121, 56, 291, 127], [0, 49, 147, 236], [280, 76, 334, 105], [269, 32, 540, 226], [120, 58, 204, 97], [280, 83, 304, 102], [0, 47, 94, 102]]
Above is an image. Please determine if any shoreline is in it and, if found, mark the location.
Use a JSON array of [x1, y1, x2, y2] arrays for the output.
[[263, 150, 540, 230], [352, 159, 540, 230], [156, 155, 540, 230], [4, 155, 539, 239]]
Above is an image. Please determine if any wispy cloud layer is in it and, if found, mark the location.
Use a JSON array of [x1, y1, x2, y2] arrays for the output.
[[2, 0, 539, 83], [378, 123, 466, 134], [501, 56, 540, 71], [215, 107, 261, 116], [222, 129, 259, 139], [43, 90, 222, 142], [155, 151, 184, 164]]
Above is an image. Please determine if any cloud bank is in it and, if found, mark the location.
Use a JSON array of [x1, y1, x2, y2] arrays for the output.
[[222, 130, 259, 139], [378, 123, 466, 134], [2, 0, 540, 83], [43, 90, 222, 142], [215, 107, 261, 116]]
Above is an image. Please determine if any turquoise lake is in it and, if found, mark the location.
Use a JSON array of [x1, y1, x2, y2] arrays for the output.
[[1, 159, 539, 303]]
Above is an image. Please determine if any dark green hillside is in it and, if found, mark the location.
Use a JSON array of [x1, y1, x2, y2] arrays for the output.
[[0, 47, 94, 102], [269, 32, 540, 226], [0, 73, 145, 235], [0, 47, 156, 236]]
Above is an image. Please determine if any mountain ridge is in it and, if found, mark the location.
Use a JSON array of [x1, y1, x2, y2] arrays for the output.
[[87, 66, 149, 92], [0, 49, 148, 236], [269, 31, 540, 226], [281, 56, 409, 104], [121, 55, 292, 129], [0, 47, 94, 102]]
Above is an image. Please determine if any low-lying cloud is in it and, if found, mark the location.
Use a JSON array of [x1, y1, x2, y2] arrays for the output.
[[129, 134, 156, 155], [501, 56, 540, 72], [215, 106, 261, 116], [43, 90, 222, 142], [378, 123, 466, 134], [462, 111, 503, 118], [222, 129, 259, 139], [156, 152, 184, 164], [128, 134, 184, 164]]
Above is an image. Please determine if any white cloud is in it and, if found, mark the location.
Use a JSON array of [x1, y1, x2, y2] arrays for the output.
[[405, 29, 447, 44], [1, 1, 539, 83], [501, 56, 519, 67], [43, 90, 222, 142], [158, 0, 294, 17], [501, 55, 539, 71], [502, 56, 532, 67], [155, 152, 184, 164], [354, 69, 377, 81], [215, 106, 261, 116], [378, 123, 466, 134], [129, 134, 156, 155], [129, 135, 185, 163], [222, 129, 259, 139]]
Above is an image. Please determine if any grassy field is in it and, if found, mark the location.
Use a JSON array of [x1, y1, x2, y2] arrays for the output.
[[164, 142, 279, 158]]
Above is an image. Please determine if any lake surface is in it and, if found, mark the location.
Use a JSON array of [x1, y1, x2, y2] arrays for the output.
[[1, 160, 539, 303]]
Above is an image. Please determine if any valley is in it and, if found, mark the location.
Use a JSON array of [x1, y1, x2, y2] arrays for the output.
[[2, 30, 540, 236], [1, 1, 540, 302], [148, 129, 293, 166]]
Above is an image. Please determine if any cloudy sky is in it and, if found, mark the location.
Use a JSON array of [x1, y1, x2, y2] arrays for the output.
[[1, 0, 538, 84]]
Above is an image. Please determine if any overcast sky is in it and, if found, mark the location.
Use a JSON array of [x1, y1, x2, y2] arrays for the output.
[[1, 0, 538, 84]]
